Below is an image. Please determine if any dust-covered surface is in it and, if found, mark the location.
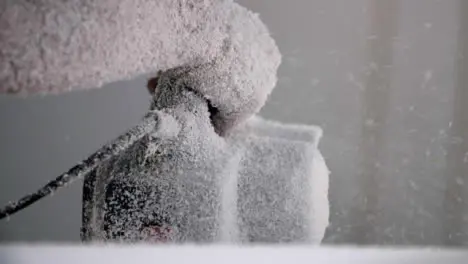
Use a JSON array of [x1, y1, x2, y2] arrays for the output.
[[0, 0, 329, 244], [83, 75, 231, 242], [230, 117, 329, 243], [1, 0, 334, 244], [81, 67, 329, 244], [0, 0, 281, 132]]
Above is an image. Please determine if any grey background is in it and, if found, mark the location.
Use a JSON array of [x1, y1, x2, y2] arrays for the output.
[[1, 0, 467, 246]]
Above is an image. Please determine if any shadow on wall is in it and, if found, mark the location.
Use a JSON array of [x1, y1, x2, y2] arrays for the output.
[[443, 0, 468, 246], [323, 0, 468, 246], [346, 0, 400, 245]]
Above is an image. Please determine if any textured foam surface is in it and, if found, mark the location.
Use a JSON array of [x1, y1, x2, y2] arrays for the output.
[[0, 0, 281, 131]]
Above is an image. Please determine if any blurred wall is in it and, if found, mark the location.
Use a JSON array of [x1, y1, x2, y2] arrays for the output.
[[0, 0, 467, 246]]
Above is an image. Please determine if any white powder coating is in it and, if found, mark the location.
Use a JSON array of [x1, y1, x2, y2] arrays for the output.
[[82, 71, 237, 242], [229, 117, 329, 243], [81, 67, 329, 244], [1, 0, 329, 243], [0, 0, 281, 132]]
